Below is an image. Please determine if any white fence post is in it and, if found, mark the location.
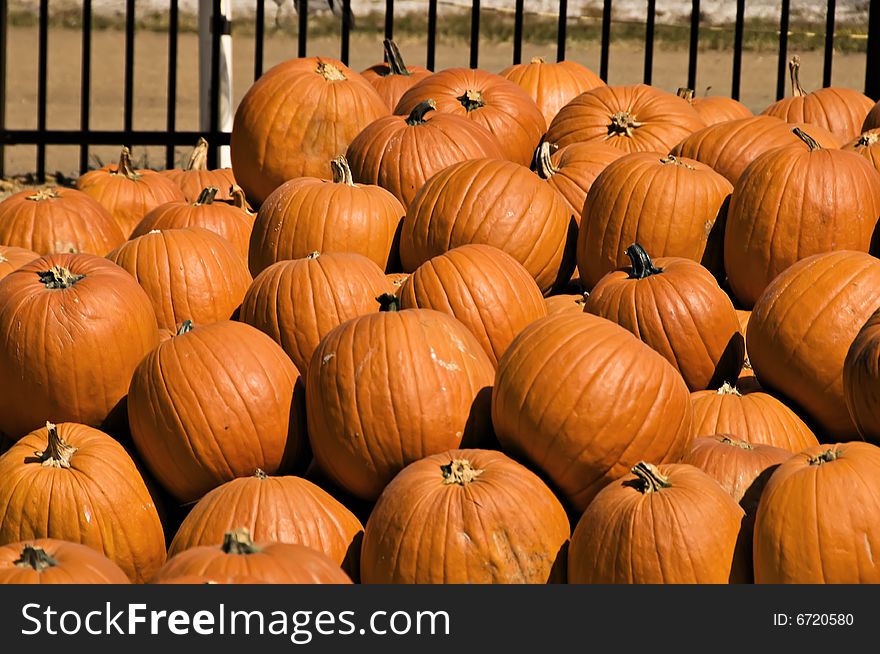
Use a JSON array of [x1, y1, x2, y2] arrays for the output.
[[199, 0, 233, 168]]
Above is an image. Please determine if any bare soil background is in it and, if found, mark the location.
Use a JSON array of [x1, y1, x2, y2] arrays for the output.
[[2, 24, 871, 179]]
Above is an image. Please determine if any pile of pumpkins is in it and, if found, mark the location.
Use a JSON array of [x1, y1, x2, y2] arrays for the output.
[[0, 40, 879, 584]]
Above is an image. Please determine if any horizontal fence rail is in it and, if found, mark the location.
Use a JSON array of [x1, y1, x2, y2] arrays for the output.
[[1, 0, 879, 180]]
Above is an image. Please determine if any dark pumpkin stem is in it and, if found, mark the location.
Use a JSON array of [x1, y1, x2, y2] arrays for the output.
[[534, 141, 560, 179], [176, 320, 194, 335], [789, 55, 806, 97], [330, 156, 355, 186], [14, 545, 58, 572], [26, 188, 61, 202], [808, 449, 840, 466], [608, 111, 643, 137], [405, 99, 437, 125], [194, 187, 219, 206], [441, 459, 484, 486], [34, 422, 78, 469], [38, 265, 85, 289], [254, 469, 268, 480], [631, 461, 671, 494], [625, 243, 663, 279], [222, 528, 261, 555], [186, 137, 210, 171], [676, 87, 695, 102], [383, 39, 410, 76], [113, 146, 141, 180], [376, 293, 401, 312], [792, 127, 822, 151], [719, 435, 754, 450], [457, 89, 485, 112]]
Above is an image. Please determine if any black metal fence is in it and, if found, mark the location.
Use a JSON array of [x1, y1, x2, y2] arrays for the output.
[[1, 0, 879, 181]]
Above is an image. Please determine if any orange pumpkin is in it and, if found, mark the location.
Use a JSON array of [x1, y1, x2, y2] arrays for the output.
[[0, 187, 124, 255], [0, 539, 130, 584], [676, 87, 753, 125], [360, 39, 432, 111], [544, 291, 587, 316], [0, 422, 166, 583], [843, 128, 880, 173], [844, 309, 880, 444], [492, 313, 694, 511], [361, 449, 570, 584], [0, 244, 38, 281], [160, 138, 237, 202]]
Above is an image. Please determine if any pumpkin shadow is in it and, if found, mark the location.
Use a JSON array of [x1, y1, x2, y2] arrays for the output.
[[462, 385, 496, 449], [707, 330, 746, 390], [729, 463, 781, 584]]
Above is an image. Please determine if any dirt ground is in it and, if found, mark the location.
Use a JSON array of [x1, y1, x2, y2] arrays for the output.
[[2, 25, 871, 178]]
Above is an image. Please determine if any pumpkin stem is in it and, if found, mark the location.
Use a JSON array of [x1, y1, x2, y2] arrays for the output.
[[808, 449, 840, 466], [330, 155, 356, 186], [625, 243, 663, 279], [113, 146, 142, 180], [676, 87, 695, 102], [856, 132, 879, 147], [534, 141, 560, 180], [608, 111, 643, 138], [376, 293, 401, 312], [38, 265, 85, 289], [34, 422, 78, 469], [631, 461, 671, 494], [316, 60, 347, 81], [25, 188, 61, 201], [227, 185, 254, 215], [716, 381, 742, 396], [719, 435, 754, 450], [789, 55, 806, 97], [194, 186, 219, 206], [659, 154, 696, 169], [186, 137, 210, 171], [405, 99, 437, 125], [254, 468, 268, 480], [530, 56, 546, 64], [383, 39, 410, 76], [0, 253, 7, 263], [14, 545, 58, 572], [441, 459, 484, 485], [221, 528, 262, 555], [456, 89, 485, 112], [176, 319, 194, 335], [792, 127, 822, 151], [306, 251, 322, 260]]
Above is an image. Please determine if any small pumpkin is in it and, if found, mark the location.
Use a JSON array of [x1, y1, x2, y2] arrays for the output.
[[843, 309, 880, 444], [152, 528, 352, 584], [753, 443, 880, 583], [676, 87, 753, 125], [0, 539, 130, 584], [0, 244, 38, 281], [0, 187, 124, 255], [544, 291, 587, 316], [77, 147, 186, 237], [843, 128, 880, 173], [160, 138, 237, 202], [568, 462, 743, 583], [360, 39, 432, 111], [361, 449, 570, 584]]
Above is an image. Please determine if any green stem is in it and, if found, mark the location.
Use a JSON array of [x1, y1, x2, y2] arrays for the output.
[[625, 243, 663, 279]]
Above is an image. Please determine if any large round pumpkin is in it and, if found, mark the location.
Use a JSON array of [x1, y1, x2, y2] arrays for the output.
[[107, 227, 251, 332], [360, 39, 432, 111], [843, 128, 880, 173], [577, 152, 732, 289], [131, 186, 253, 260], [844, 309, 880, 444], [248, 156, 404, 276], [152, 528, 352, 584], [676, 87, 753, 126], [400, 158, 577, 295], [345, 99, 504, 208], [238, 251, 391, 376], [361, 449, 570, 584], [0, 539, 130, 584], [690, 382, 819, 452], [498, 56, 605, 125], [585, 244, 743, 391], [128, 320, 307, 504], [168, 470, 363, 577], [0, 186, 125, 256], [0, 253, 158, 441], [161, 138, 237, 202], [0, 245, 38, 281], [230, 56, 388, 205], [77, 147, 186, 237], [492, 312, 694, 511], [398, 244, 547, 366], [753, 442, 880, 583], [307, 296, 496, 501], [747, 250, 880, 440], [724, 128, 880, 308], [394, 67, 546, 166], [568, 462, 743, 583], [0, 422, 166, 583], [545, 83, 705, 153], [761, 56, 875, 142]]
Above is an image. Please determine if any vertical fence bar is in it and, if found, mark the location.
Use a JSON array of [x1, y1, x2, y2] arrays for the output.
[[600, 0, 612, 81], [340, 0, 351, 64], [79, 0, 92, 173], [823, 0, 836, 87], [469, 0, 480, 69], [731, 0, 745, 100], [124, 0, 135, 150], [165, 0, 179, 170], [687, 0, 700, 90], [385, 0, 394, 41], [557, 0, 567, 62], [869, 0, 880, 99], [513, 0, 524, 65], [0, 0, 6, 178], [36, 0, 49, 181], [644, 0, 655, 85], [254, 0, 264, 80], [427, 0, 438, 70], [298, 0, 308, 57], [776, 0, 791, 100], [209, 0, 221, 168]]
